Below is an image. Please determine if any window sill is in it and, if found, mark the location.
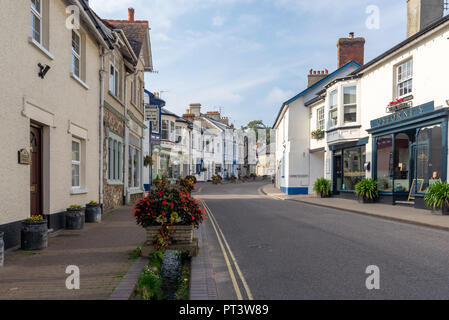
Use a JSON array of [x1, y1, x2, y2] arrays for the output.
[[71, 188, 89, 195], [71, 73, 89, 90], [28, 37, 54, 60], [108, 91, 125, 107], [107, 180, 124, 186], [128, 187, 144, 195]]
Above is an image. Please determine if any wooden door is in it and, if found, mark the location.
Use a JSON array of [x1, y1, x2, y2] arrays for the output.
[[30, 125, 42, 216]]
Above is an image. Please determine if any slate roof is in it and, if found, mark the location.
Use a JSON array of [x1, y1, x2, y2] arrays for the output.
[[103, 20, 149, 58]]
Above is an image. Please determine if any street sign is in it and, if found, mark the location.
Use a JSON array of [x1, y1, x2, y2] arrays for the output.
[[145, 105, 160, 134]]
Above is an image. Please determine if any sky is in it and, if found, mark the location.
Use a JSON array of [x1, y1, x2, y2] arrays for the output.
[[90, 0, 419, 128]]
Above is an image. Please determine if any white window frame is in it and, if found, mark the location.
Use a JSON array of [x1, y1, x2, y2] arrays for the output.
[[109, 55, 121, 98], [317, 107, 325, 130], [343, 86, 357, 124], [137, 79, 142, 110], [329, 90, 338, 128], [128, 145, 141, 189], [71, 30, 81, 79], [107, 132, 124, 184], [162, 120, 169, 140], [130, 75, 136, 105], [31, 0, 42, 44], [396, 59, 413, 98], [72, 138, 81, 189]]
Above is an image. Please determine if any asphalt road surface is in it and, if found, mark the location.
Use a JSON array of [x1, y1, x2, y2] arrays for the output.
[[196, 181, 449, 300]]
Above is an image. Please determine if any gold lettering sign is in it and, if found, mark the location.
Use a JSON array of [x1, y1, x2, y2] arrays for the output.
[[18, 149, 30, 165]]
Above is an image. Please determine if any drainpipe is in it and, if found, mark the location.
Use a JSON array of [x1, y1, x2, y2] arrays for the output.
[[99, 47, 107, 212]]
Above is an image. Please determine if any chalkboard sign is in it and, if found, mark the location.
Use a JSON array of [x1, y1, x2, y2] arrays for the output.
[[408, 179, 425, 201]]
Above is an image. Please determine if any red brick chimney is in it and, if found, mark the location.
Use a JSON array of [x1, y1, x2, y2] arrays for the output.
[[128, 8, 135, 22], [308, 69, 329, 87], [337, 32, 365, 68]]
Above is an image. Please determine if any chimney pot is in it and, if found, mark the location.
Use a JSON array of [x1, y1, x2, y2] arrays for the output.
[[128, 8, 135, 22], [349, 32, 354, 38]]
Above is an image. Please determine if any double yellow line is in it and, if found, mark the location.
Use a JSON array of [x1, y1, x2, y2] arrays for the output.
[[201, 200, 254, 300]]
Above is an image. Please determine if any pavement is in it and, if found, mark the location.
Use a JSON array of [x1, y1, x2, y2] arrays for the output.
[[195, 181, 449, 299], [261, 184, 449, 232], [0, 206, 145, 300]]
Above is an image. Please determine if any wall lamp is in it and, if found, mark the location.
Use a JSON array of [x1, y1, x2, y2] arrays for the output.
[[38, 63, 51, 79]]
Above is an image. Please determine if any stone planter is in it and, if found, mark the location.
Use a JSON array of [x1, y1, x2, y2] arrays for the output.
[[21, 220, 48, 251], [0, 231, 4, 267], [146, 225, 194, 245], [66, 208, 85, 230], [85, 204, 101, 223]]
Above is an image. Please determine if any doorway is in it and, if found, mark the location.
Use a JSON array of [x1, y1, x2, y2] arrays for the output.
[[30, 124, 42, 216], [333, 151, 342, 195]]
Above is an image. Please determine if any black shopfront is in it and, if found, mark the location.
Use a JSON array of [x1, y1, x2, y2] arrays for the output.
[[367, 101, 448, 207]]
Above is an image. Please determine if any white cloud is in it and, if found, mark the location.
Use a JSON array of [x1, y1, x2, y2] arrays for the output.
[[266, 87, 294, 106], [212, 16, 226, 27]]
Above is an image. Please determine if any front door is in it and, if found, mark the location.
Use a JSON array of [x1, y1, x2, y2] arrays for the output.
[[30, 125, 42, 216], [333, 151, 342, 195]]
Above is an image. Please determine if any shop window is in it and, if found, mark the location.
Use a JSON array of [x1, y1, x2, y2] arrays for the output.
[[416, 125, 442, 192], [377, 135, 393, 191], [396, 59, 413, 98], [393, 134, 411, 193], [329, 90, 338, 127], [343, 86, 357, 123], [342, 146, 366, 191]]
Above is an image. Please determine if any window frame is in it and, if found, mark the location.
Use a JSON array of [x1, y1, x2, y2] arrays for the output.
[[317, 107, 325, 131], [72, 138, 81, 189], [343, 86, 357, 124], [109, 55, 121, 99], [107, 132, 124, 184], [31, 0, 42, 44], [130, 75, 136, 105], [329, 90, 338, 128], [396, 59, 413, 99], [71, 30, 81, 79]]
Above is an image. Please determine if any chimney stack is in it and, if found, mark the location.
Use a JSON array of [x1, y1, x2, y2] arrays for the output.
[[128, 8, 135, 22], [407, 0, 444, 38], [308, 69, 328, 87], [337, 32, 365, 68], [189, 103, 202, 117]]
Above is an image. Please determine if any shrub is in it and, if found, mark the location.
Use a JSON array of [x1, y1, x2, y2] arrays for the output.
[[153, 175, 169, 189], [313, 178, 331, 197], [186, 176, 197, 184], [178, 177, 195, 193], [355, 178, 379, 200], [230, 175, 237, 183], [424, 180, 449, 210], [212, 175, 222, 185], [138, 266, 163, 300]]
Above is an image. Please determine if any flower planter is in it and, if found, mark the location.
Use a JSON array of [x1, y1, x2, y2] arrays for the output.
[[319, 192, 331, 198], [85, 204, 101, 223], [146, 225, 194, 245], [0, 231, 4, 267], [431, 203, 449, 216], [66, 208, 85, 230], [21, 220, 48, 251]]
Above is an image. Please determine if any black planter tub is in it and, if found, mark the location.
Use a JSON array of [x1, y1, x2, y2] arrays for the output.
[[85, 204, 101, 223], [0, 231, 4, 266], [66, 208, 85, 230], [21, 220, 48, 251]]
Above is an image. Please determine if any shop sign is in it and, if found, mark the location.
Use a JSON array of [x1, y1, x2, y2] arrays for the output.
[[18, 149, 30, 165], [371, 102, 434, 129]]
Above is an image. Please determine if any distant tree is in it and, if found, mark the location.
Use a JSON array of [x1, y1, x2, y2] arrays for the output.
[[241, 120, 272, 149]]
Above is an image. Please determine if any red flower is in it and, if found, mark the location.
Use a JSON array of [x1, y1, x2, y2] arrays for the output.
[[170, 203, 174, 207], [162, 212, 166, 216], [162, 200, 168, 206]]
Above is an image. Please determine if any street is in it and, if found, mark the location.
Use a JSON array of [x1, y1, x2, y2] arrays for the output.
[[197, 181, 449, 300]]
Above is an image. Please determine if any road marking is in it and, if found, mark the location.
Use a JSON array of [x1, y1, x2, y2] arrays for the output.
[[202, 200, 254, 300], [202, 200, 243, 300]]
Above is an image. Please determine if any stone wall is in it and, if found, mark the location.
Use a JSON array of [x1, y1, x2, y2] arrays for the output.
[[103, 108, 126, 211]]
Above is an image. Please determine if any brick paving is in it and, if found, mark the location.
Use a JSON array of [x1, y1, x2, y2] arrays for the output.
[[0, 206, 145, 300], [261, 184, 449, 231]]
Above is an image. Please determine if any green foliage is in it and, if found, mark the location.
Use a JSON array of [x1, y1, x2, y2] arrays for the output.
[[313, 178, 331, 196], [128, 244, 142, 261], [212, 175, 222, 184], [138, 266, 163, 300], [424, 180, 449, 210], [355, 178, 379, 200], [88, 201, 99, 206], [69, 205, 82, 210]]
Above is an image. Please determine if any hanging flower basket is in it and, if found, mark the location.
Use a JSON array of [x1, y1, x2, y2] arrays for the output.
[[144, 155, 153, 167], [311, 129, 325, 140]]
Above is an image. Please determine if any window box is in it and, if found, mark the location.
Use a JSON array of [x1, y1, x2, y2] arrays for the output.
[[311, 129, 325, 140]]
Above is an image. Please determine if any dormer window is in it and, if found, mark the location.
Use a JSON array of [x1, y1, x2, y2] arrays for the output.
[[396, 59, 413, 98]]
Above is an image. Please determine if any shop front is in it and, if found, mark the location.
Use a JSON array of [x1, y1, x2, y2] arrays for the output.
[[367, 101, 448, 207], [330, 138, 368, 198]]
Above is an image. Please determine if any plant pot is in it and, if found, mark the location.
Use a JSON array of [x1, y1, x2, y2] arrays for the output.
[[358, 196, 376, 204], [21, 220, 48, 251], [66, 208, 85, 230], [319, 192, 331, 198], [85, 204, 101, 223], [146, 225, 194, 245], [431, 203, 449, 216], [0, 231, 4, 267]]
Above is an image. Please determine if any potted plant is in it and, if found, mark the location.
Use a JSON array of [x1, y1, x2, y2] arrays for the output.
[[201, 167, 208, 173], [313, 178, 331, 198], [212, 175, 222, 185], [355, 178, 379, 203], [133, 185, 205, 251], [311, 129, 325, 140], [250, 173, 257, 181], [153, 175, 169, 190], [85, 201, 101, 223], [424, 180, 449, 215], [21, 215, 48, 251], [144, 155, 153, 168], [66, 205, 85, 230], [186, 176, 197, 184], [177, 177, 195, 193], [230, 175, 237, 183]]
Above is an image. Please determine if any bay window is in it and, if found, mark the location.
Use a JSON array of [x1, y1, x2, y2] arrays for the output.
[[416, 125, 443, 193], [343, 86, 357, 123], [329, 90, 338, 127]]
